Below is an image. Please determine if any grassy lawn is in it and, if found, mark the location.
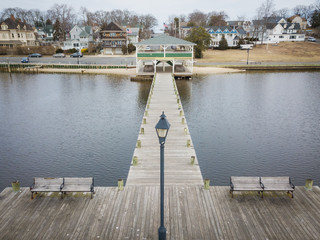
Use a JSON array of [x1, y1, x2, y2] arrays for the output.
[[199, 42, 320, 63]]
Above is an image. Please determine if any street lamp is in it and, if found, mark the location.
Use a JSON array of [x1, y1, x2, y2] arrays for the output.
[[155, 112, 170, 240], [247, 48, 250, 65]]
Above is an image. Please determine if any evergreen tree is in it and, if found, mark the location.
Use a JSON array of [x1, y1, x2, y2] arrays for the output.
[[185, 27, 211, 59], [311, 10, 320, 28], [53, 19, 63, 41], [237, 38, 245, 48], [218, 35, 228, 50]]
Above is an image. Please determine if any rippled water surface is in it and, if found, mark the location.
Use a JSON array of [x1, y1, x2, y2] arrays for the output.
[[0, 73, 150, 191], [177, 71, 320, 185], [1, 71, 320, 191]]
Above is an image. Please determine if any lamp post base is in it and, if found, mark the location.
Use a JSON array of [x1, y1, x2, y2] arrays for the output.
[[158, 226, 166, 240]]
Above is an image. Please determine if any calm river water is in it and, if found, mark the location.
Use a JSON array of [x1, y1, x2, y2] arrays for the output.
[[0, 71, 319, 191]]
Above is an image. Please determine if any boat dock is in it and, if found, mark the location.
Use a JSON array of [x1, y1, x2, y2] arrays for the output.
[[1, 72, 320, 239], [1, 186, 320, 239], [126, 73, 203, 186]]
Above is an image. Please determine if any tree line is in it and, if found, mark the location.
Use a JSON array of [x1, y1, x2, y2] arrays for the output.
[[0, 4, 158, 40], [166, 0, 320, 35]]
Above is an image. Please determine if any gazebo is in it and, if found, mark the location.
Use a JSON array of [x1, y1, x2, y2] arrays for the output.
[[134, 35, 195, 76]]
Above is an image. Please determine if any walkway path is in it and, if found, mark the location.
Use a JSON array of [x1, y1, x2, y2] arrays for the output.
[[126, 73, 203, 186]]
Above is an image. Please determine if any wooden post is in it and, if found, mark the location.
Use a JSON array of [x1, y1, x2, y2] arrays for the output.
[[184, 127, 188, 135], [118, 179, 124, 191], [137, 140, 141, 148], [204, 179, 210, 190], [305, 179, 313, 190], [187, 139, 191, 147], [177, 98, 180, 103], [190, 156, 195, 165], [143, 118, 146, 124], [11, 181, 20, 192], [180, 110, 183, 116], [178, 104, 181, 109], [181, 118, 185, 124], [147, 104, 149, 109], [145, 111, 148, 116], [133, 156, 138, 166], [140, 128, 144, 134]]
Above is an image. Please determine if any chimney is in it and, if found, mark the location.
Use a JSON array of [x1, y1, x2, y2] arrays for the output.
[[10, 14, 15, 21]]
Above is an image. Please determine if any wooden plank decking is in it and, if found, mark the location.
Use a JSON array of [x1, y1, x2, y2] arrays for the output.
[[1, 186, 320, 240], [126, 73, 203, 186]]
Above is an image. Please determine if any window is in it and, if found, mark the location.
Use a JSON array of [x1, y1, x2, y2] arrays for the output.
[[12, 33, 14, 38], [279, 36, 284, 38], [110, 33, 116, 37], [289, 35, 296, 39], [18, 33, 20, 38]]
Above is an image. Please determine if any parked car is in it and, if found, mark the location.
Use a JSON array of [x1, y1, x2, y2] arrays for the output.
[[308, 37, 316, 42], [53, 53, 66, 58], [70, 52, 83, 58], [28, 53, 42, 58], [21, 57, 29, 63]]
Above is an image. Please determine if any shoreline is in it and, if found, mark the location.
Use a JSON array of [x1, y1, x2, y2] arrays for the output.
[[1, 64, 320, 76]]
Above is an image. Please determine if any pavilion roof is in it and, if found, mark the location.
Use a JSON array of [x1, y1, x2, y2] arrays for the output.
[[135, 34, 195, 46]]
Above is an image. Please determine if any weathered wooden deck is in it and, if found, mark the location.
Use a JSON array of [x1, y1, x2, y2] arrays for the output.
[[126, 73, 203, 186], [1, 186, 320, 240]]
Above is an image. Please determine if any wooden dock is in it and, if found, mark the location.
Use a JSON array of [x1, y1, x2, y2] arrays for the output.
[[1, 186, 320, 240], [126, 73, 203, 186]]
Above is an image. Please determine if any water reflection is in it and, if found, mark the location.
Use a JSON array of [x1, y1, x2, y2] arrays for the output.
[[178, 71, 320, 186], [0, 73, 150, 191]]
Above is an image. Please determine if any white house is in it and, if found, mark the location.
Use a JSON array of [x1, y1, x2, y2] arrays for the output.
[[207, 26, 247, 47], [265, 22, 305, 42], [63, 25, 93, 50], [126, 27, 139, 44]]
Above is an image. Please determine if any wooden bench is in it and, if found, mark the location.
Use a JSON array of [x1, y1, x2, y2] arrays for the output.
[[230, 176, 263, 198], [61, 177, 95, 199], [261, 176, 295, 198], [30, 177, 64, 199]]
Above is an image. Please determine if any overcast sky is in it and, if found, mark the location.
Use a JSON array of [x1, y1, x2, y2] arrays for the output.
[[2, 0, 316, 30]]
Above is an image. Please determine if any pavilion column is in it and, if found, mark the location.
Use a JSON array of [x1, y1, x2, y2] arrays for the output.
[[172, 60, 175, 74]]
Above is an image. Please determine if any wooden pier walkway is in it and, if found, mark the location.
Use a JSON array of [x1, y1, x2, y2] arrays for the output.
[[126, 73, 203, 186], [1, 186, 320, 240]]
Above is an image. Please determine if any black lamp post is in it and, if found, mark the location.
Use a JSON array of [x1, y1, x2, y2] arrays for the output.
[[155, 112, 170, 240], [247, 48, 250, 65]]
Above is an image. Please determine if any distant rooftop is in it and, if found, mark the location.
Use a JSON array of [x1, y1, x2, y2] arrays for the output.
[[135, 34, 195, 46]]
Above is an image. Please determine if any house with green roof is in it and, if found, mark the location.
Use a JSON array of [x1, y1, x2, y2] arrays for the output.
[[63, 25, 93, 50], [134, 34, 195, 75]]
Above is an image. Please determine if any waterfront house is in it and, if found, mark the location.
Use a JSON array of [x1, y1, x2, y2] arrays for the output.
[[100, 22, 127, 55], [288, 15, 308, 31], [207, 26, 247, 47], [63, 25, 93, 50], [0, 15, 37, 48], [265, 22, 305, 42], [36, 25, 54, 43]]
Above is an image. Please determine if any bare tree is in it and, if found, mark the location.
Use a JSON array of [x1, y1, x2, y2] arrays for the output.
[[293, 4, 314, 22], [255, 0, 276, 44], [207, 11, 229, 26], [188, 10, 207, 26], [276, 8, 290, 18]]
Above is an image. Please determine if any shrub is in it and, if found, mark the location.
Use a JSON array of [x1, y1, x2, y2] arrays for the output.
[[127, 43, 136, 54], [66, 48, 78, 53], [56, 48, 63, 53], [81, 48, 88, 53], [121, 45, 128, 55]]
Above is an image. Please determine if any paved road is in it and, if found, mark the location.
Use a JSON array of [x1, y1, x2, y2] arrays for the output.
[[0, 56, 136, 65]]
